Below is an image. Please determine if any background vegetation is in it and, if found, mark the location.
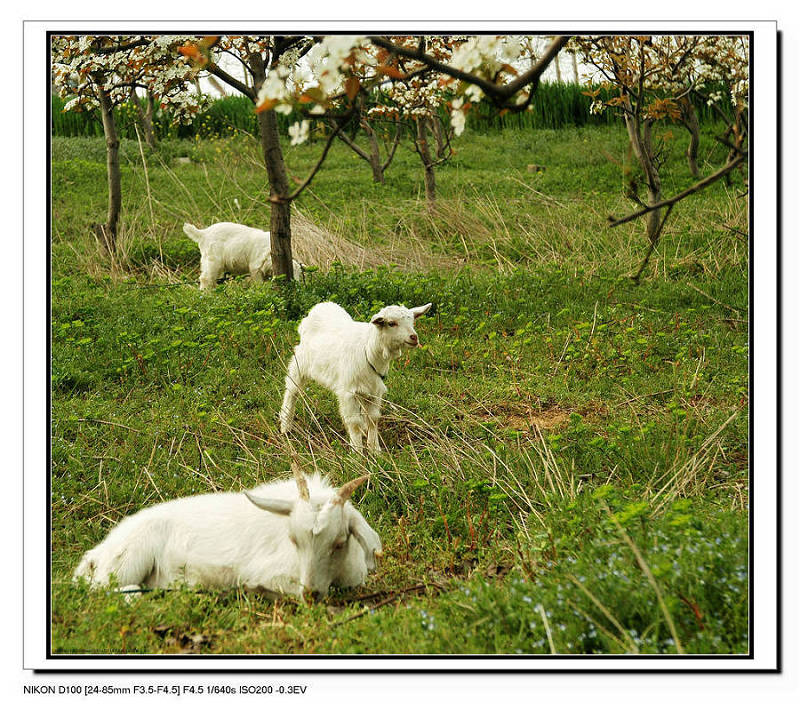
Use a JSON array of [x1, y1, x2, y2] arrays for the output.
[[51, 105, 749, 654], [51, 82, 725, 139]]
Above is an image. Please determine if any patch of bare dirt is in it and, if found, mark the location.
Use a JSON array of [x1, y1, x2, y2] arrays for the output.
[[152, 625, 213, 653], [472, 401, 606, 432]]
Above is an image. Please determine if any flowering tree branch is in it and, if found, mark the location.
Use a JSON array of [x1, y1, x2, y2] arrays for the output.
[[90, 37, 150, 54], [367, 35, 570, 107]]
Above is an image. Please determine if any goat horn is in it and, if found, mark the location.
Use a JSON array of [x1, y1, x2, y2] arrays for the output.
[[335, 474, 370, 503], [291, 459, 310, 501]]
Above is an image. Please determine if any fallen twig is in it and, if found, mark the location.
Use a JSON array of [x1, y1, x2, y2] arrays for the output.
[[330, 581, 447, 627], [616, 389, 675, 407], [77, 418, 143, 434], [688, 283, 743, 314], [507, 175, 568, 209]]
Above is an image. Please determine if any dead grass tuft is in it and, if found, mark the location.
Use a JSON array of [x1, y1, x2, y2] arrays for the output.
[[290, 208, 454, 272]]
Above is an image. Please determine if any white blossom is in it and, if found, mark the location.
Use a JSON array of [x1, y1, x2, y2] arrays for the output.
[[450, 97, 466, 136], [288, 120, 310, 146]]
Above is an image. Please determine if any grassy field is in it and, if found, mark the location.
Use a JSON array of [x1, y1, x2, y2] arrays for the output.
[[51, 120, 749, 655]]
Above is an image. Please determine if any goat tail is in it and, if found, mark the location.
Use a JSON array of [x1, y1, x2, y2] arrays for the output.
[[182, 222, 204, 244]]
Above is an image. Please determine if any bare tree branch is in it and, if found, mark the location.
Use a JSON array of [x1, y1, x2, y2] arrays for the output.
[[713, 134, 747, 155], [608, 154, 747, 229], [631, 203, 674, 283], [281, 111, 356, 203], [335, 126, 370, 161], [205, 60, 256, 101], [381, 121, 403, 172]]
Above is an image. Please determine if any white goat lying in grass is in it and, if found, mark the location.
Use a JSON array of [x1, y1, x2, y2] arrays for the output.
[[183, 222, 303, 290], [280, 301, 432, 453], [73, 464, 381, 598]]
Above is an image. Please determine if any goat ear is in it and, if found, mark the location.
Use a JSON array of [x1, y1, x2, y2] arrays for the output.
[[245, 492, 293, 516], [346, 504, 383, 571], [410, 303, 432, 319], [371, 314, 386, 328]]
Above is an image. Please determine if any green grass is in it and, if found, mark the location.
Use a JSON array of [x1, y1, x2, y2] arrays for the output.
[[50, 120, 749, 655]]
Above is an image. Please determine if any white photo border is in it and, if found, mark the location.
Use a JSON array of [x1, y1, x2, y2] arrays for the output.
[[24, 20, 779, 671]]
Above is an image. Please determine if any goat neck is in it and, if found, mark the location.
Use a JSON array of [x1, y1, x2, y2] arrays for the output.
[[365, 328, 395, 376]]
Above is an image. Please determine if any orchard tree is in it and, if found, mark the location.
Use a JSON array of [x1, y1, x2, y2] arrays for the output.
[[255, 34, 569, 196], [334, 95, 402, 185], [322, 35, 461, 195], [570, 35, 749, 281], [180, 34, 569, 278], [182, 35, 370, 280], [52, 35, 202, 254], [368, 74, 451, 202], [365, 36, 463, 203], [326, 51, 406, 185], [570, 36, 701, 249], [369, 36, 574, 202]]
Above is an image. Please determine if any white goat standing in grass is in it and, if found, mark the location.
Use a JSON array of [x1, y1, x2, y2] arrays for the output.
[[73, 464, 381, 598], [280, 301, 432, 453], [183, 222, 303, 289]]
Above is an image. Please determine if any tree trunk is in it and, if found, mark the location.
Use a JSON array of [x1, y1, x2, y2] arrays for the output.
[[724, 111, 747, 186], [416, 117, 436, 204], [554, 53, 562, 82], [97, 84, 122, 254], [133, 91, 157, 149], [624, 110, 662, 246], [571, 51, 579, 84], [251, 52, 294, 281], [679, 98, 700, 178], [381, 120, 402, 175], [430, 114, 449, 160], [145, 91, 157, 146], [256, 108, 294, 280], [362, 120, 385, 184], [336, 125, 385, 184]]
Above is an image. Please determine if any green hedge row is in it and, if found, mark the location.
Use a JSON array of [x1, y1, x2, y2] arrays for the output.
[[51, 94, 286, 140], [52, 82, 723, 140], [466, 82, 722, 133]]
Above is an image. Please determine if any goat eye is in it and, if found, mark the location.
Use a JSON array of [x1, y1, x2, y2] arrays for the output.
[[388, 321, 397, 327], [289, 536, 297, 546], [333, 539, 346, 550]]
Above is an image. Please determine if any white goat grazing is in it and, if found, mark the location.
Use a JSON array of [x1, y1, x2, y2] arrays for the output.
[[280, 301, 432, 453], [183, 222, 303, 289], [73, 465, 381, 598]]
